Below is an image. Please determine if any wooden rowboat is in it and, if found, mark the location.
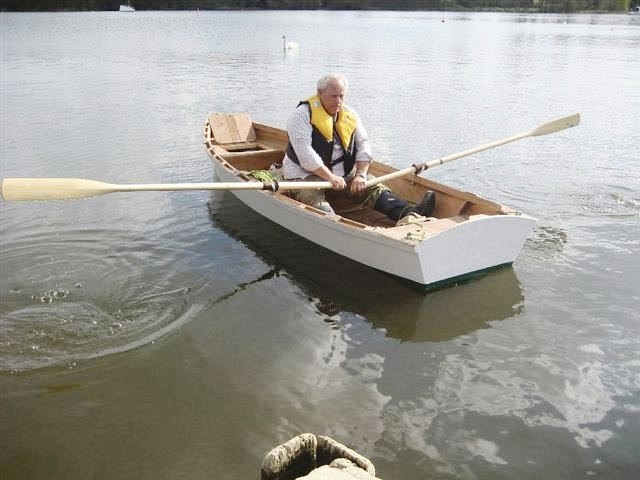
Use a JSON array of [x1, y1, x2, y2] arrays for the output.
[[203, 113, 537, 289]]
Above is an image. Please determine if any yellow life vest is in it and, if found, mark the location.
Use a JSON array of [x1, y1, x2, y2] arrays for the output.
[[306, 95, 358, 149]]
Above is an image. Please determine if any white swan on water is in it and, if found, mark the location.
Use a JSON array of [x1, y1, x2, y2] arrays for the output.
[[282, 35, 299, 51]]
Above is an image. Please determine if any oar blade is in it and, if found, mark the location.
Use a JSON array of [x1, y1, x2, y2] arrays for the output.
[[1, 178, 115, 201], [530, 113, 580, 137]]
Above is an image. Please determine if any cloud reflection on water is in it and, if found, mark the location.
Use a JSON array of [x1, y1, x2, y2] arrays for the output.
[[205, 189, 640, 475]]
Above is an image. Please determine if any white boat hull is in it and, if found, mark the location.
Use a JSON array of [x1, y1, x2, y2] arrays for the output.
[[212, 161, 535, 287], [204, 113, 536, 288]]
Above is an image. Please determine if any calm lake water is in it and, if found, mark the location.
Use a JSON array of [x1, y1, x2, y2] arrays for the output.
[[1, 10, 639, 480]]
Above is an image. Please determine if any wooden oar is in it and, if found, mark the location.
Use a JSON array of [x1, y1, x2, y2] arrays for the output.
[[1, 113, 580, 202], [0, 178, 333, 202], [365, 112, 581, 187]]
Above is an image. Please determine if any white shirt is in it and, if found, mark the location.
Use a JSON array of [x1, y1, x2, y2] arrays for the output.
[[283, 103, 374, 180]]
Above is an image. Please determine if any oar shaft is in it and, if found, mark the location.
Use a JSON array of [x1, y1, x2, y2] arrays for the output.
[[364, 133, 527, 187], [111, 181, 334, 192], [366, 112, 580, 187], [423, 131, 530, 170], [0, 178, 333, 201], [426, 113, 580, 169]]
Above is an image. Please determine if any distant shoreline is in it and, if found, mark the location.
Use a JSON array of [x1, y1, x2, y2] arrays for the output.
[[0, 0, 634, 15], [0, 8, 633, 14]]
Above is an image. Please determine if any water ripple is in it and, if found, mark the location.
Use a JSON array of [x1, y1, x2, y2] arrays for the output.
[[0, 227, 211, 372]]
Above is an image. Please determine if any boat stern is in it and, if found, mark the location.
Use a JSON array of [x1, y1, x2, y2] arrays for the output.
[[414, 213, 537, 286]]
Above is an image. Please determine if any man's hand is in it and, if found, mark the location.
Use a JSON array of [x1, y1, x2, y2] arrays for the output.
[[350, 175, 367, 193], [329, 174, 347, 190]]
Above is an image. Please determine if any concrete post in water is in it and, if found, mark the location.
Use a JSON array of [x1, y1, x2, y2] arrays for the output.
[[261, 434, 381, 480]]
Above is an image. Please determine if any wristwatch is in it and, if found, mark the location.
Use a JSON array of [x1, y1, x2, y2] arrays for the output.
[[355, 173, 367, 179]]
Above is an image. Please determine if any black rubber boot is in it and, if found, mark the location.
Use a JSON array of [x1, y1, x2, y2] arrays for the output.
[[374, 190, 436, 222], [412, 191, 436, 217], [373, 190, 411, 222]]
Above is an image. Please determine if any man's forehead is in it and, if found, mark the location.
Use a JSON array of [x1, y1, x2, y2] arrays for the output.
[[323, 83, 346, 94]]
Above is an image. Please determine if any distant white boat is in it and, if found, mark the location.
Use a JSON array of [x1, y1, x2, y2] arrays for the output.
[[629, 6, 640, 14], [119, 3, 135, 12]]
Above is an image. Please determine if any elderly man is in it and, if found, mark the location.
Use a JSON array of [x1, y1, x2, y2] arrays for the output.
[[283, 73, 435, 222]]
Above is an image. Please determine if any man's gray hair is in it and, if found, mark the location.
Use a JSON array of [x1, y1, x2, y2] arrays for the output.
[[317, 73, 349, 93]]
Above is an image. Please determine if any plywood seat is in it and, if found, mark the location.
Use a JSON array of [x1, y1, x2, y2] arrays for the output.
[[206, 112, 284, 173]]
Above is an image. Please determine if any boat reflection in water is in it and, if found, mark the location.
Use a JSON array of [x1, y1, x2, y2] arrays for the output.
[[207, 191, 524, 343]]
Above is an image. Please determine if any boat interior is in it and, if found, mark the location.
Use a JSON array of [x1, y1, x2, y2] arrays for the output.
[[204, 113, 515, 233]]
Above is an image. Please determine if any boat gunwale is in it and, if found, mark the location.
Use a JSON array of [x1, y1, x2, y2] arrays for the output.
[[203, 116, 525, 241]]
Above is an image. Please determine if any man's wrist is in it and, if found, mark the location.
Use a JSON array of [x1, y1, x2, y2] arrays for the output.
[[355, 172, 367, 179]]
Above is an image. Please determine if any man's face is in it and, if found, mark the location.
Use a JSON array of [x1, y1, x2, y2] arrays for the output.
[[318, 81, 346, 116]]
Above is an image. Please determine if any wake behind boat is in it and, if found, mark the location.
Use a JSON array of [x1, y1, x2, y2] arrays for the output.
[[203, 113, 540, 288]]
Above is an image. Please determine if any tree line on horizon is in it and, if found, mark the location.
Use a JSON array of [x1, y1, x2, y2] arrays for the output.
[[0, 0, 633, 13]]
